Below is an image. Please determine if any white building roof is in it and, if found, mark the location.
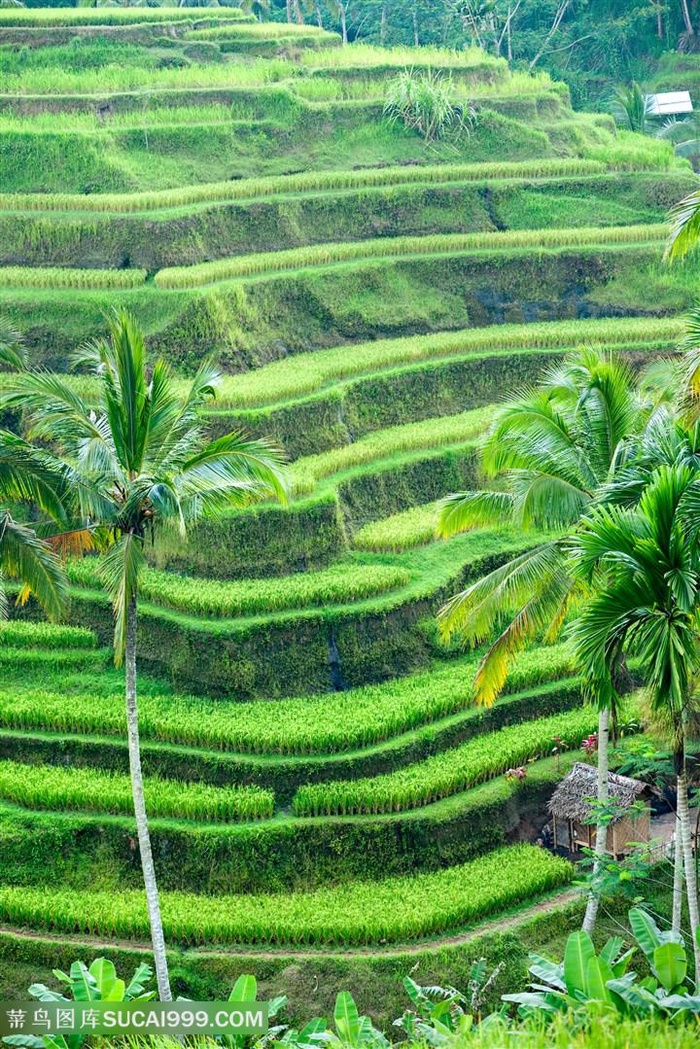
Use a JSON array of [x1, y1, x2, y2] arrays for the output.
[[646, 91, 693, 115]]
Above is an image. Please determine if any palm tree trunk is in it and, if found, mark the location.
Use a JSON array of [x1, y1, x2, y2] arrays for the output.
[[126, 595, 172, 1001], [582, 706, 609, 935], [677, 762, 700, 983], [672, 813, 684, 938]]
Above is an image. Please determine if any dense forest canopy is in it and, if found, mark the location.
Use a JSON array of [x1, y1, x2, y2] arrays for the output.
[[263, 0, 700, 106]]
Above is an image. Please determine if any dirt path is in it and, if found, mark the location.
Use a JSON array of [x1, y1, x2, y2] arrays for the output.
[[0, 888, 580, 961]]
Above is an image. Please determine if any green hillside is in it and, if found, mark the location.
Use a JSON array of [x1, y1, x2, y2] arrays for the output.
[[0, 7, 693, 1020]]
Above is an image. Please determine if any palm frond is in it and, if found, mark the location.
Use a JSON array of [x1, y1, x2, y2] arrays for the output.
[[472, 572, 573, 706], [437, 540, 566, 645], [0, 431, 68, 524], [436, 490, 515, 538], [665, 187, 700, 262], [0, 317, 28, 371], [96, 531, 146, 665], [0, 512, 68, 621]]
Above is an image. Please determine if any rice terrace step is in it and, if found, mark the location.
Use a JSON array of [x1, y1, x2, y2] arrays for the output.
[[0, 7, 694, 1042]]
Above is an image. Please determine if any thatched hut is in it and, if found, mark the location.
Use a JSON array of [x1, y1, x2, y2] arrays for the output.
[[548, 762, 650, 859]]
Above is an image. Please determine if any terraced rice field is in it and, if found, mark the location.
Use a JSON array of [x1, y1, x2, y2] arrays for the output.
[[0, 6, 690, 1012]]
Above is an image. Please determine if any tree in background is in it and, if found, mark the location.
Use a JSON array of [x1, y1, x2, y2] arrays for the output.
[[1, 310, 288, 1000], [435, 348, 660, 932], [570, 463, 700, 978]]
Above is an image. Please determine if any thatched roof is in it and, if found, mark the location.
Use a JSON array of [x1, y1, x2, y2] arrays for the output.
[[549, 762, 646, 824]]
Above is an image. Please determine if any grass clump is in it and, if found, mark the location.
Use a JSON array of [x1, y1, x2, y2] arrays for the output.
[[66, 560, 410, 617], [384, 68, 474, 142], [0, 844, 572, 946], [292, 705, 609, 815], [0, 761, 273, 823]]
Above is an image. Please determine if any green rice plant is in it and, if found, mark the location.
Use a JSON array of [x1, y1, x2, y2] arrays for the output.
[[301, 44, 504, 71], [0, 844, 572, 945], [0, 267, 146, 290], [0, 159, 609, 213], [292, 704, 615, 815], [66, 560, 411, 617], [354, 502, 440, 551], [0, 622, 96, 650], [213, 318, 683, 407], [0, 646, 106, 673], [290, 408, 489, 494], [0, 58, 296, 95], [154, 225, 668, 289], [0, 643, 575, 755], [0, 105, 254, 134], [0, 8, 250, 25], [0, 759, 273, 822], [185, 23, 339, 42]]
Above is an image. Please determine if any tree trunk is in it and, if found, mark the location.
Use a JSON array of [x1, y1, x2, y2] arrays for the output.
[[379, 0, 387, 47], [412, 6, 419, 47], [315, 0, 322, 28], [672, 813, 684, 938], [582, 706, 609, 935], [126, 596, 172, 1001], [680, 0, 694, 36], [677, 762, 700, 983], [340, 5, 347, 45], [286, 0, 292, 24]]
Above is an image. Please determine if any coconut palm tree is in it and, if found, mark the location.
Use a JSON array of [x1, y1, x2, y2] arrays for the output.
[[0, 309, 288, 1000], [570, 463, 700, 980], [436, 348, 655, 932]]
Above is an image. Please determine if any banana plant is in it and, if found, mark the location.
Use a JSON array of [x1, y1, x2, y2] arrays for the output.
[[3, 959, 154, 1049], [504, 909, 700, 1020], [280, 993, 388, 1049], [393, 965, 505, 1045], [504, 929, 635, 1018], [222, 975, 287, 1049]]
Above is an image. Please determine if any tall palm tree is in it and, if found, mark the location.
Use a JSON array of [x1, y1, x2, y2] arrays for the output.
[[1, 310, 288, 1000], [435, 348, 651, 932], [570, 463, 700, 980], [436, 348, 644, 699]]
